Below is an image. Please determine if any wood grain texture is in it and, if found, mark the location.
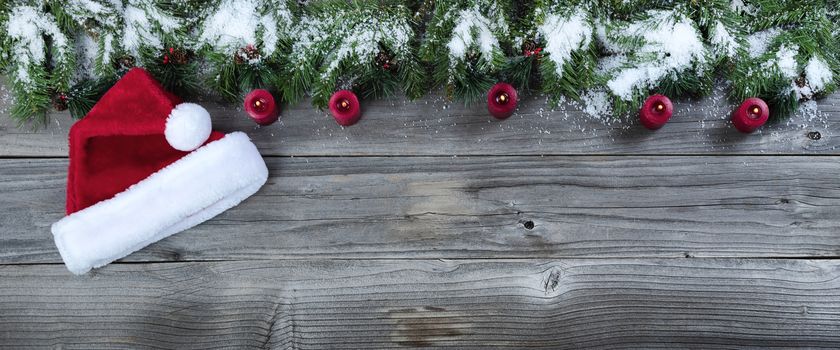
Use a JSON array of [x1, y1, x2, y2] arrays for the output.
[[1, 86, 837, 157], [1, 259, 839, 349], [3, 155, 839, 264]]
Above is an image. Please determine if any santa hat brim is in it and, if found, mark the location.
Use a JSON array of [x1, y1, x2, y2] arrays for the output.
[[51, 132, 268, 275]]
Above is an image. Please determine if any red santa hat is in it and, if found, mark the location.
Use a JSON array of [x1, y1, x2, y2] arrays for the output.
[[51, 68, 268, 275]]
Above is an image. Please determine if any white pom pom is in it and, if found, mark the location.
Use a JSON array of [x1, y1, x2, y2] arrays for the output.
[[165, 103, 212, 151]]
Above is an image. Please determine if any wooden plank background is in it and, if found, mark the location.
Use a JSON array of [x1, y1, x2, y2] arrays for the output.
[[3, 259, 840, 349], [2, 79, 840, 348]]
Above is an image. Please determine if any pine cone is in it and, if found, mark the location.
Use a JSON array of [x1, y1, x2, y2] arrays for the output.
[[375, 50, 395, 70], [114, 55, 136, 70], [465, 51, 480, 63], [234, 45, 261, 65], [52, 93, 68, 111], [169, 48, 190, 65], [795, 75, 807, 88], [522, 40, 542, 57], [522, 40, 537, 53]]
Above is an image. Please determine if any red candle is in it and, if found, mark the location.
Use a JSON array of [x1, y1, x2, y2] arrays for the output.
[[244, 89, 280, 126], [732, 97, 769, 133], [639, 94, 673, 130], [328, 90, 362, 126], [486, 82, 518, 119]]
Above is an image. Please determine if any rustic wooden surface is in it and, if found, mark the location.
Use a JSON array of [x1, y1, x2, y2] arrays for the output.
[[2, 81, 840, 348], [3, 259, 840, 349]]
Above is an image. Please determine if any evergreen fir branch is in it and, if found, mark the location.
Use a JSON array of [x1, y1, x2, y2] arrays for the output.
[[282, 58, 318, 106], [0, 0, 838, 128], [198, 0, 296, 101], [206, 51, 282, 101], [602, 0, 669, 18], [730, 3, 839, 120], [539, 48, 597, 100], [595, 7, 713, 115], [140, 45, 201, 97], [420, 0, 513, 102], [398, 53, 428, 99], [47, 0, 120, 36], [451, 66, 495, 102], [66, 77, 112, 119], [3, 5, 74, 125], [9, 68, 51, 128], [528, 3, 597, 100], [0, 3, 10, 71], [690, 0, 746, 68], [353, 57, 401, 101], [50, 36, 77, 95], [77, 0, 185, 80], [504, 55, 538, 92], [741, 0, 830, 31], [119, 0, 184, 67], [159, 0, 217, 29], [289, 0, 422, 108]]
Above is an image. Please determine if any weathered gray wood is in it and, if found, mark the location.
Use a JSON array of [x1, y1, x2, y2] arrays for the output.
[[1, 259, 839, 349], [1, 84, 837, 157], [3, 155, 839, 264]]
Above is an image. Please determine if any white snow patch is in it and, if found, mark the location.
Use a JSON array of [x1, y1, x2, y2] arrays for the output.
[[259, 14, 279, 56], [63, 0, 119, 28], [710, 21, 739, 58], [121, 1, 180, 56], [538, 9, 593, 78], [746, 28, 781, 58], [101, 33, 115, 67], [291, 6, 413, 78], [6, 6, 70, 90], [606, 10, 707, 101], [804, 56, 833, 94], [596, 54, 627, 75], [730, 0, 756, 13], [772, 44, 799, 79], [199, 0, 292, 59], [594, 20, 622, 54], [446, 5, 508, 65]]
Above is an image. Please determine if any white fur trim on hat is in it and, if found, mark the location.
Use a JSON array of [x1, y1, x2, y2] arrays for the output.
[[51, 132, 268, 275], [165, 103, 212, 151]]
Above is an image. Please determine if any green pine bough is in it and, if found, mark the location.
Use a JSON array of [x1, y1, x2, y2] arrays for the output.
[[420, 0, 512, 102], [286, 0, 424, 107], [0, 0, 838, 127]]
